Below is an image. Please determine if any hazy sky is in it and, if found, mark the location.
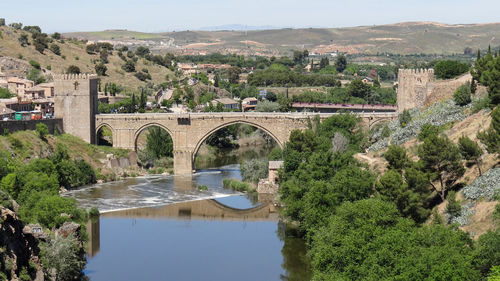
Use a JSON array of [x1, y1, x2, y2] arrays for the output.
[[4, 0, 500, 33]]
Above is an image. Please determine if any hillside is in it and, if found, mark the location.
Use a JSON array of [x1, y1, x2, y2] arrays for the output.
[[64, 22, 500, 56], [0, 25, 173, 91]]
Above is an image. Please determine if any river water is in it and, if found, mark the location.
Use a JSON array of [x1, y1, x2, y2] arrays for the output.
[[66, 162, 312, 280]]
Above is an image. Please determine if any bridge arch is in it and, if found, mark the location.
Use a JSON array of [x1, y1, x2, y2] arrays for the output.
[[133, 122, 174, 152], [192, 119, 284, 166], [96, 123, 115, 146]]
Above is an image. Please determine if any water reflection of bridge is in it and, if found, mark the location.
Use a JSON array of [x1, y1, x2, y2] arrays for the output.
[[86, 198, 279, 257], [102, 199, 279, 221]]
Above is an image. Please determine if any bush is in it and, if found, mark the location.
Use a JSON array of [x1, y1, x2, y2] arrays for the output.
[[95, 63, 107, 76], [49, 43, 61, 55], [240, 159, 268, 183], [399, 109, 411, 128], [122, 60, 136, 72], [66, 65, 80, 74], [36, 123, 49, 140], [454, 83, 472, 106], [0, 87, 14, 98], [29, 60, 41, 69], [222, 179, 252, 192], [472, 96, 491, 113], [89, 207, 100, 218], [418, 123, 441, 141]]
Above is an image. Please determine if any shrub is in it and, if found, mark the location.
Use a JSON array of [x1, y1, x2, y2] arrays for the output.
[[454, 83, 472, 106], [66, 65, 80, 74], [36, 123, 49, 140], [49, 43, 61, 55], [472, 96, 491, 113], [29, 60, 41, 69], [89, 207, 100, 218], [446, 191, 462, 218], [222, 179, 252, 192], [399, 109, 411, 128], [122, 60, 136, 72], [418, 123, 441, 141], [240, 159, 268, 183], [95, 63, 107, 76]]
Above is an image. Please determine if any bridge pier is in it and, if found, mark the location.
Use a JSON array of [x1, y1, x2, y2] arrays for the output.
[[173, 150, 195, 175]]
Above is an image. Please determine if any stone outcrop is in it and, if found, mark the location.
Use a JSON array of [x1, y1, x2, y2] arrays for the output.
[[0, 207, 44, 281]]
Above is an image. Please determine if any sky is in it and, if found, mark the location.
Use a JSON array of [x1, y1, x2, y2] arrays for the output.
[[3, 0, 500, 33]]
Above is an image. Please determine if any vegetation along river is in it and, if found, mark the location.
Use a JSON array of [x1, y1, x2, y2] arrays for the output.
[[65, 149, 312, 281]]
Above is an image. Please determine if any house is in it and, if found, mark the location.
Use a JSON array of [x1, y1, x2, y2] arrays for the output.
[[24, 86, 46, 99], [211, 98, 239, 110], [177, 63, 198, 75], [36, 82, 55, 97], [5, 100, 33, 112], [0, 106, 15, 120], [7, 77, 34, 96], [242, 97, 258, 112], [362, 77, 374, 86]]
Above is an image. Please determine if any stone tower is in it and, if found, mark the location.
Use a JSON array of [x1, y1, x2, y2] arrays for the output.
[[54, 74, 98, 143], [397, 69, 434, 113]]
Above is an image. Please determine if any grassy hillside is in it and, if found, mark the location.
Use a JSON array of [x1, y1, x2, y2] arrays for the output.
[[64, 22, 500, 55], [0, 26, 173, 91]]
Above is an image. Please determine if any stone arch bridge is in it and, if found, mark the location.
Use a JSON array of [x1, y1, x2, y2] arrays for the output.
[[95, 112, 396, 174]]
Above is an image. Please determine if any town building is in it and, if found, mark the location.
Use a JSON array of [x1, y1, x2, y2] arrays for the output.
[[211, 98, 239, 110], [242, 97, 258, 111], [7, 77, 34, 96]]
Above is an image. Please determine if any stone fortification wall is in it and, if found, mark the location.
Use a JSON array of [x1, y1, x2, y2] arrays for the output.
[[54, 74, 98, 143], [397, 69, 473, 112], [397, 69, 434, 113], [426, 73, 472, 106], [0, 119, 63, 134]]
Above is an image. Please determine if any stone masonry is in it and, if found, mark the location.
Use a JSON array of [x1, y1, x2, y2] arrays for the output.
[[54, 74, 98, 143], [397, 69, 435, 113]]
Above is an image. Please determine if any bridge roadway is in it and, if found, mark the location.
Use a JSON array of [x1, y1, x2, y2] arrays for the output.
[[95, 112, 396, 174]]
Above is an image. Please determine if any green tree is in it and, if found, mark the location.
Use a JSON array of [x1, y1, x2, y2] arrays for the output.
[[319, 57, 329, 69], [95, 63, 107, 76], [145, 127, 173, 159], [66, 65, 80, 74], [40, 233, 86, 281], [384, 145, 409, 172], [122, 60, 136, 72], [418, 123, 441, 141], [18, 34, 29, 46], [255, 101, 281, 112], [434, 60, 470, 79], [418, 135, 464, 201], [445, 190, 461, 217], [458, 136, 483, 175], [473, 230, 500, 277], [335, 54, 347, 73], [454, 83, 472, 106], [478, 106, 500, 154], [347, 79, 372, 100]]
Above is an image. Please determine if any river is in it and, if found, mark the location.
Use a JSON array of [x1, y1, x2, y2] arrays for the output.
[[65, 150, 312, 281]]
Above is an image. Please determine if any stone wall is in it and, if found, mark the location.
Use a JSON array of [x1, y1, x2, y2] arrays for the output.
[[397, 69, 472, 113], [397, 69, 434, 113], [0, 118, 63, 134], [426, 73, 472, 106], [54, 74, 98, 144]]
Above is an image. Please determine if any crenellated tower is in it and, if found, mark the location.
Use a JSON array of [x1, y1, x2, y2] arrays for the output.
[[54, 74, 98, 143], [397, 69, 434, 113]]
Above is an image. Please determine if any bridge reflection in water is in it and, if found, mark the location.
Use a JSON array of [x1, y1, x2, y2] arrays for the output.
[[86, 197, 279, 257]]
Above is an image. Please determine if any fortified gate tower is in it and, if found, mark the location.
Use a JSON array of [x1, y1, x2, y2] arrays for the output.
[[54, 74, 98, 143], [397, 69, 434, 113]]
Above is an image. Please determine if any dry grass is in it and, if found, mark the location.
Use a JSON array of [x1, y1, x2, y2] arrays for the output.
[[0, 26, 173, 91]]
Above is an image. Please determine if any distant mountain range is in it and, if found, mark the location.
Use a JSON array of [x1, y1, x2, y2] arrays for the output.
[[63, 22, 500, 56], [197, 24, 283, 31]]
